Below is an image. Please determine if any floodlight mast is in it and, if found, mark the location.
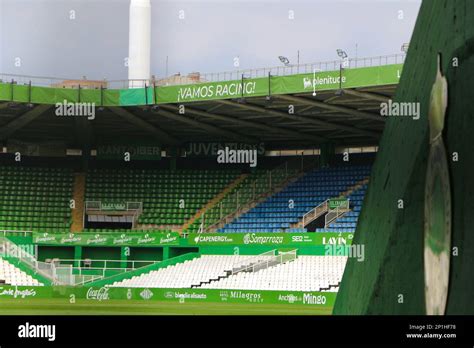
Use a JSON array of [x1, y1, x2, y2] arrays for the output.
[[128, 0, 151, 89]]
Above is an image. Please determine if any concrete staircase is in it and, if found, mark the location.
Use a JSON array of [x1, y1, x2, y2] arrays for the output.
[[206, 171, 307, 232], [181, 173, 249, 232], [70, 173, 86, 232]]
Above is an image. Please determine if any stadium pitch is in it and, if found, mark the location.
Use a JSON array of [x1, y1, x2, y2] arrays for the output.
[[0, 298, 332, 316]]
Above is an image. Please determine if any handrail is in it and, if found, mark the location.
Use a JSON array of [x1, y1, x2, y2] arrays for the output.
[[0, 237, 58, 284], [302, 199, 329, 227], [204, 157, 307, 232], [324, 201, 351, 228], [0, 230, 33, 237], [55, 258, 159, 269], [0, 53, 405, 89], [85, 200, 143, 212], [232, 249, 297, 275], [230, 249, 277, 274]]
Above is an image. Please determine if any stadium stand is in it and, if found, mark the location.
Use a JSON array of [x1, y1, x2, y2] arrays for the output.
[[220, 165, 371, 233], [109, 255, 250, 288], [0, 258, 43, 286], [85, 168, 240, 227], [320, 184, 367, 233], [108, 254, 346, 291], [201, 256, 347, 292], [0, 166, 74, 232], [197, 165, 298, 233]]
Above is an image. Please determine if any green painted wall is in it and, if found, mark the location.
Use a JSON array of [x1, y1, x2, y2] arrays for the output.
[[169, 247, 199, 258], [37, 246, 75, 264], [87, 252, 199, 288], [129, 247, 163, 263], [81, 247, 121, 268], [334, 0, 474, 315]]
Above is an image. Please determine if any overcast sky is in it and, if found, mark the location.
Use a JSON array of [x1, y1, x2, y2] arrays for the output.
[[0, 0, 421, 81]]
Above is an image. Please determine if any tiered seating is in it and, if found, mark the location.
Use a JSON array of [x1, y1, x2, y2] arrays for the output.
[[0, 258, 43, 286], [192, 169, 269, 233], [220, 165, 371, 233], [202, 256, 347, 292], [109, 255, 249, 288], [318, 184, 367, 233], [86, 168, 240, 226], [0, 166, 73, 231]]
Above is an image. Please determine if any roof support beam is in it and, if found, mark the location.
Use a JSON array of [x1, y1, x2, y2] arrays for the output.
[[342, 89, 390, 103], [276, 94, 385, 122], [156, 109, 256, 143], [0, 104, 51, 140], [159, 104, 322, 142], [108, 107, 180, 145], [217, 99, 380, 138]]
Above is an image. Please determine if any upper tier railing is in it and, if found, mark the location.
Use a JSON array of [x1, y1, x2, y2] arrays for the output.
[[0, 53, 405, 89]]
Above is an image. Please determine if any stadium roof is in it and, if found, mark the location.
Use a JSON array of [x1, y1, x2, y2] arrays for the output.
[[0, 55, 403, 150]]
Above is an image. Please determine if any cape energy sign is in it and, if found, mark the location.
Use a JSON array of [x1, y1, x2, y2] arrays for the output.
[[33, 232, 180, 246], [189, 232, 353, 246]]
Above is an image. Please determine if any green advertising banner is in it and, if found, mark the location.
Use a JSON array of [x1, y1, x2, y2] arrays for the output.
[[0, 64, 402, 107], [32, 232, 180, 247], [328, 198, 350, 209], [156, 64, 402, 104], [188, 232, 353, 246], [0, 285, 336, 308]]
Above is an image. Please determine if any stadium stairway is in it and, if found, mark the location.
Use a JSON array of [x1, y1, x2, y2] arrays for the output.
[[70, 173, 86, 232], [208, 170, 307, 232], [291, 176, 369, 230], [181, 173, 249, 232], [220, 165, 371, 233], [321, 183, 368, 233]]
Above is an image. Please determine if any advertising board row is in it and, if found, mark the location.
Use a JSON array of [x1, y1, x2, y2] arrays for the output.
[[0, 64, 402, 106], [31, 232, 353, 247], [32, 232, 180, 246], [0, 285, 336, 308]]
